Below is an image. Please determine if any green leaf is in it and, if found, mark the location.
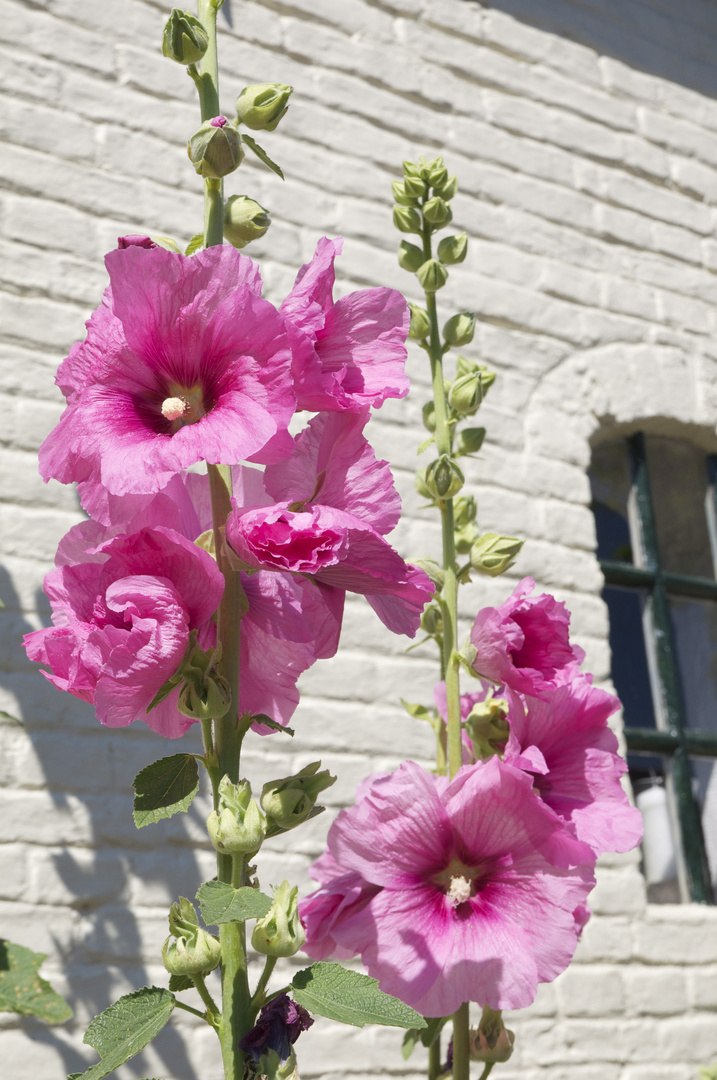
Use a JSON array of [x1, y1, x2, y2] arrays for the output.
[[185, 232, 204, 255], [197, 879, 273, 925], [145, 673, 183, 713], [0, 939, 72, 1024], [152, 235, 183, 253], [242, 134, 284, 180], [401, 1015, 447, 1059], [251, 713, 294, 736], [0, 709, 23, 725], [291, 963, 426, 1030], [402, 1028, 418, 1060], [168, 974, 193, 993], [75, 987, 175, 1080], [400, 699, 434, 722], [132, 755, 199, 828], [417, 436, 434, 455]]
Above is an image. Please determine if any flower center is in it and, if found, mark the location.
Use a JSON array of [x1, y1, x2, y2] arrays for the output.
[[432, 859, 479, 908], [447, 875, 473, 907], [160, 384, 206, 432]]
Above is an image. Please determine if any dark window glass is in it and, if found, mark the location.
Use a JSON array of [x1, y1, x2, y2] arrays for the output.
[[603, 586, 656, 730], [645, 436, 713, 578], [590, 440, 633, 563], [669, 596, 717, 733]]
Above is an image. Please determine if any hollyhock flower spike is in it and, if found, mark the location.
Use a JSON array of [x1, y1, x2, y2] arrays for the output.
[[503, 675, 643, 857], [300, 758, 595, 1016], [23, 525, 224, 738], [469, 577, 584, 697], [40, 241, 296, 522], [225, 411, 434, 637], [281, 237, 411, 411]]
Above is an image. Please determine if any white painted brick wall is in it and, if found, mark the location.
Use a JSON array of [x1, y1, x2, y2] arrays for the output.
[[2, 0, 717, 1077]]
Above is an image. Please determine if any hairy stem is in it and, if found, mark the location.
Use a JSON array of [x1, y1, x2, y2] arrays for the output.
[[421, 220, 468, 1080], [195, 0, 223, 246]]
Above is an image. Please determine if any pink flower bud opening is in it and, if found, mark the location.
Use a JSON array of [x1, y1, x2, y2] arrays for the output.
[[210, 115, 228, 127]]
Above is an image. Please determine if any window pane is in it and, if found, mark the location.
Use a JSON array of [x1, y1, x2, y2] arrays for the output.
[[691, 759, 717, 898], [645, 436, 713, 578], [669, 596, 717, 734], [589, 440, 633, 563], [604, 586, 656, 730]]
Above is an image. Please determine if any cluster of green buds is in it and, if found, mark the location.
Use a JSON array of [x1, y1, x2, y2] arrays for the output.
[[251, 880, 305, 957], [175, 634, 231, 721], [260, 762, 336, 833], [206, 775, 267, 855], [162, 897, 221, 977], [393, 155, 463, 297]]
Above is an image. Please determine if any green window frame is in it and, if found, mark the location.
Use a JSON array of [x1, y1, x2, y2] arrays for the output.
[[595, 432, 717, 905]]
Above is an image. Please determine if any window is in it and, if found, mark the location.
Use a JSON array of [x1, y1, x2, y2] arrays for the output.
[[589, 432, 717, 904]]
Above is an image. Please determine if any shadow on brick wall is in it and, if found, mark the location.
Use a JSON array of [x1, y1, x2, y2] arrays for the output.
[[481, 0, 717, 99], [0, 563, 204, 1078]]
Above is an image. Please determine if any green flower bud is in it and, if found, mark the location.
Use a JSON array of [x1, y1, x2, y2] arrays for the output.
[[455, 522, 479, 554], [402, 159, 422, 180], [456, 426, 486, 456], [427, 158, 449, 189], [437, 231, 467, 265], [443, 312, 476, 347], [412, 557, 445, 590], [470, 1008, 515, 1064], [408, 303, 431, 341], [403, 175, 426, 198], [223, 195, 270, 249], [416, 258, 448, 293], [398, 241, 425, 273], [207, 776, 267, 855], [421, 602, 443, 636], [464, 700, 510, 762], [391, 180, 419, 207], [425, 455, 464, 499], [251, 880, 305, 957], [422, 400, 437, 433], [162, 9, 209, 65], [454, 495, 478, 528], [470, 533, 524, 576], [434, 174, 458, 200], [393, 205, 422, 234], [162, 897, 221, 976], [188, 117, 243, 179], [422, 196, 452, 227], [415, 469, 434, 501], [448, 372, 483, 416], [261, 762, 336, 831], [235, 82, 293, 132]]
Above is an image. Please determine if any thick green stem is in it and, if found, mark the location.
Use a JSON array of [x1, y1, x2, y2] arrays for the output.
[[428, 1038, 442, 1080], [195, 0, 224, 247], [421, 221, 469, 1080]]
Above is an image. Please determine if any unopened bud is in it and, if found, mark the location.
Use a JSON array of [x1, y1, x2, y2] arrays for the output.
[[470, 533, 524, 577], [408, 303, 431, 341], [417, 258, 448, 293], [448, 373, 483, 416], [188, 117, 243, 179], [393, 205, 422, 234], [235, 82, 293, 132], [162, 9, 209, 65], [434, 174, 458, 200], [455, 522, 479, 554], [404, 175, 426, 198], [427, 158, 449, 189], [422, 196, 452, 227], [469, 1007, 515, 1064], [421, 602, 443, 636], [422, 401, 437, 433], [456, 427, 486, 456], [207, 776, 267, 855], [162, 897, 221, 976], [415, 469, 434, 501], [453, 495, 477, 528], [402, 159, 422, 180], [443, 312, 476, 347], [412, 558, 445, 591], [261, 762, 336, 831], [398, 241, 425, 273], [425, 455, 464, 499], [251, 881, 305, 958], [437, 231, 467, 265], [392, 180, 418, 207], [223, 195, 270, 248]]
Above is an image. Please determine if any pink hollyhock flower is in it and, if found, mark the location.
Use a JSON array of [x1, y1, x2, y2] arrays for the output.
[[469, 577, 584, 696], [39, 243, 295, 522], [296, 851, 380, 961], [23, 526, 224, 738], [300, 758, 594, 1016], [90, 472, 343, 733], [502, 676, 643, 857], [281, 237, 410, 411], [225, 411, 433, 637]]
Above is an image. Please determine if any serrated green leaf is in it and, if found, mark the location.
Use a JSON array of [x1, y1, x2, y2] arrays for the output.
[[291, 963, 426, 1030], [152, 235, 183, 253], [0, 939, 72, 1024], [168, 974, 193, 993], [185, 232, 204, 255], [197, 879, 273, 925], [242, 134, 284, 179], [417, 436, 434, 455], [75, 987, 175, 1080], [132, 755, 199, 828], [0, 709, 23, 725], [251, 714, 294, 736]]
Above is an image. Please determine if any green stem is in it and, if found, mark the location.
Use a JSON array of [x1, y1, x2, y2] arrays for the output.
[[195, 0, 224, 247], [191, 973, 221, 1028], [478, 1064, 495, 1080], [428, 1038, 442, 1080], [421, 218, 468, 1080], [250, 955, 278, 1016], [175, 999, 211, 1021]]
